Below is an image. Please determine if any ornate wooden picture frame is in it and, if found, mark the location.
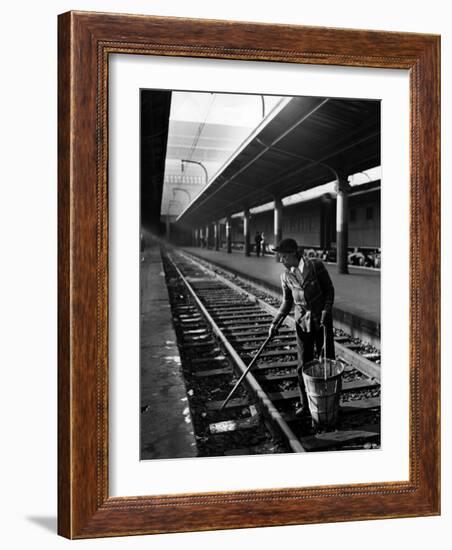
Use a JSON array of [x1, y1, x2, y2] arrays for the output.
[[58, 11, 440, 539]]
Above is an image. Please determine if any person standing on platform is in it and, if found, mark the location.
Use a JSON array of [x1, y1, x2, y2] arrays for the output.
[[261, 232, 266, 256], [268, 238, 335, 416], [254, 231, 262, 257]]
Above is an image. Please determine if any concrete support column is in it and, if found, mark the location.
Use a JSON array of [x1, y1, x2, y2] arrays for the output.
[[226, 216, 232, 253], [214, 222, 220, 251], [274, 196, 283, 262], [336, 177, 351, 274], [205, 224, 210, 249], [243, 209, 251, 256]]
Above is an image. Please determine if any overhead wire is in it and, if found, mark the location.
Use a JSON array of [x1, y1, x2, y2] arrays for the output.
[[187, 93, 216, 162]]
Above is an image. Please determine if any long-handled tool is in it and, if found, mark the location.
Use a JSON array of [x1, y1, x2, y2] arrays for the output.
[[219, 318, 284, 411]]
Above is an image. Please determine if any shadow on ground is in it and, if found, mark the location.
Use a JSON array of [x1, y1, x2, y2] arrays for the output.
[[26, 516, 57, 533]]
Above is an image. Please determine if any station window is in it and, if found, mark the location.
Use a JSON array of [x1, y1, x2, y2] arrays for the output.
[[366, 206, 374, 220]]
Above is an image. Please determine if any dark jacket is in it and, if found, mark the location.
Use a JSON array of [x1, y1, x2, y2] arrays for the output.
[[274, 258, 334, 331]]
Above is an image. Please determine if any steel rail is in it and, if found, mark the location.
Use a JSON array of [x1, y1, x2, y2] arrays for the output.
[[178, 249, 381, 383], [167, 253, 306, 453]]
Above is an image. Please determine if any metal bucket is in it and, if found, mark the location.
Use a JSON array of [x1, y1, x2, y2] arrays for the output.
[[302, 359, 344, 428]]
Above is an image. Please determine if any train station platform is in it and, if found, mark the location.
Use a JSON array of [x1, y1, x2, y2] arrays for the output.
[[140, 244, 198, 460], [181, 247, 380, 345]]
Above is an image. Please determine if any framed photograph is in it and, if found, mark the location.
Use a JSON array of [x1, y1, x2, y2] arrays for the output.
[[58, 11, 440, 538]]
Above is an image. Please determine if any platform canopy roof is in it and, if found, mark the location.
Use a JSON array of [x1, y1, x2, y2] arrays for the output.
[[175, 95, 380, 226]]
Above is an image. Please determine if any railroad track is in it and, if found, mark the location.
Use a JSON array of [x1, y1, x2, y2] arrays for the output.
[[163, 248, 381, 456], [181, 248, 381, 366]]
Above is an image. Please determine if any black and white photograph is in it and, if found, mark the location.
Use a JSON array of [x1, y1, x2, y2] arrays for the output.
[[140, 89, 381, 460], [2, 0, 446, 546]]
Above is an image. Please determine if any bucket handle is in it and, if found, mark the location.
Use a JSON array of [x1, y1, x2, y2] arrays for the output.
[[323, 324, 328, 380]]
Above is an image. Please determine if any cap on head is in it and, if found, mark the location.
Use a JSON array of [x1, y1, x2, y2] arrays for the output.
[[272, 238, 299, 254]]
